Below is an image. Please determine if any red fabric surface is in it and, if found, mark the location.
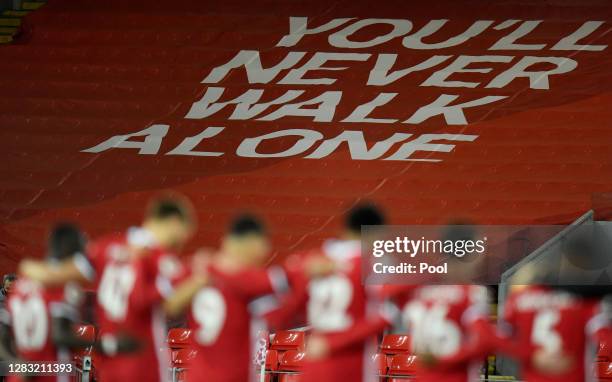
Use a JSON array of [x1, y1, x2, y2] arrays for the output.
[[0, 0, 611, 271]]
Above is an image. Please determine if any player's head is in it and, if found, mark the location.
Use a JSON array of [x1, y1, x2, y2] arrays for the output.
[[344, 203, 386, 238], [2, 274, 16, 294], [441, 222, 482, 281], [144, 195, 196, 251], [47, 223, 86, 262], [223, 214, 270, 266]]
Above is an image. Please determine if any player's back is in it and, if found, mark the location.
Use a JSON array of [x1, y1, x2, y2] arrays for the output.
[[504, 286, 597, 382], [89, 229, 177, 382], [301, 239, 378, 382], [186, 264, 279, 382], [7, 278, 70, 362], [404, 284, 490, 382]]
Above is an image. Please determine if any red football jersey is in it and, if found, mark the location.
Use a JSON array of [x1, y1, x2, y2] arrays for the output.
[[402, 285, 492, 382], [298, 239, 390, 382], [185, 263, 286, 382], [87, 227, 185, 382], [4, 277, 80, 382], [503, 286, 599, 382]]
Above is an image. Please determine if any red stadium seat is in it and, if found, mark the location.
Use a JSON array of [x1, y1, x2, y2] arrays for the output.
[[372, 352, 388, 376], [388, 353, 418, 377], [172, 348, 198, 367], [278, 375, 301, 382], [278, 350, 305, 372], [74, 324, 96, 342], [168, 328, 192, 350], [271, 330, 305, 351], [600, 338, 612, 363], [265, 349, 279, 371], [597, 362, 612, 380], [73, 324, 96, 358], [380, 334, 411, 355]]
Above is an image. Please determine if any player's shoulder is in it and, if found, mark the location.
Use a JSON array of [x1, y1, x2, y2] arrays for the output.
[[467, 285, 489, 302], [155, 251, 185, 280], [90, 232, 131, 262]]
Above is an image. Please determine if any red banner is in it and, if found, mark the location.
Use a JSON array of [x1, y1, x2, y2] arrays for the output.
[[1, 0, 611, 270]]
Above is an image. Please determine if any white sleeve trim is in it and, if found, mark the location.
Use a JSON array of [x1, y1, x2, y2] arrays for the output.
[[587, 313, 609, 335], [155, 275, 174, 299], [73, 252, 96, 281], [267, 266, 289, 295]]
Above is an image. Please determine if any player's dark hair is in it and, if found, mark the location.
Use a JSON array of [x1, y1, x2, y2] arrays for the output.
[[48, 223, 86, 261], [147, 196, 193, 224], [228, 214, 266, 237], [345, 203, 385, 234], [3, 274, 16, 285]]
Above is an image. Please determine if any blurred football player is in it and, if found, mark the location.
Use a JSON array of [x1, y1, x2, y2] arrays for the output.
[[501, 284, 600, 382], [382, 224, 497, 382], [0, 223, 93, 382], [19, 195, 195, 382], [497, 236, 610, 382], [269, 203, 392, 382], [164, 214, 290, 382]]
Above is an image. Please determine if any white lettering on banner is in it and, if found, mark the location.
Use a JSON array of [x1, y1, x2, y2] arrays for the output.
[[552, 21, 607, 51], [328, 19, 413, 49], [236, 129, 323, 158], [404, 94, 508, 125], [305, 131, 412, 160], [422, 55, 514, 88], [257, 91, 343, 122], [184, 88, 508, 125], [166, 127, 225, 157], [185, 87, 305, 120], [341, 93, 399, 124], [202, 50, 306, 84], [81, 124, 169, 155], [367, 54, 452, 86], [489, 21, 545, 50], [82, 125, 478, 161], [385, 134, 478, 161], [276, 17, 354, 47], [82, 16, 609, 163], [278, 52, 370, 85], [402, 20, 494, 50], [486, 56, 578, 90]]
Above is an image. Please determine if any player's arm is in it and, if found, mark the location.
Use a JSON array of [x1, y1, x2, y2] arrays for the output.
[[19, 254, 94, 286], [262, 278, 309, 331], [307, 289, 399, 359], [429, 317, 498, 369], [163, 274, 209, 317], [426, 287, 496, 369], [325, 316, 392, 355], [208, 266, 287, 299]]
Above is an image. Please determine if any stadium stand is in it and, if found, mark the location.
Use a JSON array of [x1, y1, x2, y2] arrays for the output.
[[0, 0, 44, 43], [1, 0, 612, 381]]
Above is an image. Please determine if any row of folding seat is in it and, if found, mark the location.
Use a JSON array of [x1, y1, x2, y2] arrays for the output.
[[166, 329, 612, 382], [597, 339, 612, 380]]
